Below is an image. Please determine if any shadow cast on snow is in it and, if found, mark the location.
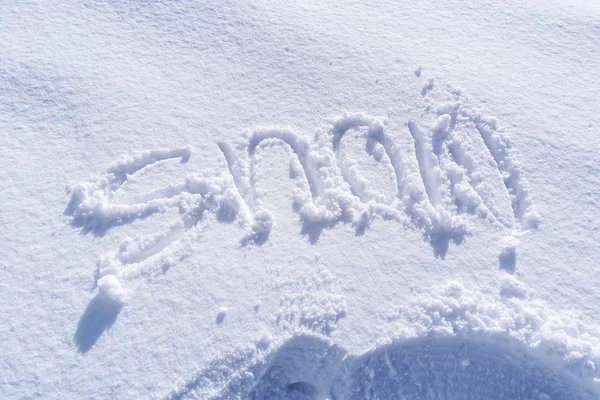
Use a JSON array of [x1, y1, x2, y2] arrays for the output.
[[74, 293, 122, 353], [499, 249, 517, 273], [168, 333, 595, 400], [429, 228, 467, 259]]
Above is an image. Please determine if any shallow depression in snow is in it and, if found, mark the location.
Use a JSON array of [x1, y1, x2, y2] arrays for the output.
[[339, 336, 583, 400], [169, 279, 600, 400], [173, 334, 592, 400]]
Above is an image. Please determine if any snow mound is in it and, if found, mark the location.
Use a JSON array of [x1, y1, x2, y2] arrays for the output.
[[96, 274, 126, 305]]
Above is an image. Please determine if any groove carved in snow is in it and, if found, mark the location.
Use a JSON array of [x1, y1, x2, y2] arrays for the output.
[[65, 89, 539, 302]]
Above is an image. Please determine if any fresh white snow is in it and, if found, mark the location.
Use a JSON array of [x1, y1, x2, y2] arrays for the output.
[[1, 0, 600, 399]]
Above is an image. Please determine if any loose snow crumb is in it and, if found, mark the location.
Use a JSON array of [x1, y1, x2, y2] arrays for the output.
[[252, 209, 273, 234], [243, 209, 273, 244], [216, 307, 228, 324], [499, 236, 520, 272], [289, 157, 303, 179], [414, 65, 423, 77], [97, 274, 126, 304], [523, 208, 542, 230]]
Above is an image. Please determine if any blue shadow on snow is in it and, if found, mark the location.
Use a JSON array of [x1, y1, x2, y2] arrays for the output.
[[74, 293, 122, 353]]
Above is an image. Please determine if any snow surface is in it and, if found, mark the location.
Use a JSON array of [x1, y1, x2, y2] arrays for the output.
[[1, 0, 600, 398]]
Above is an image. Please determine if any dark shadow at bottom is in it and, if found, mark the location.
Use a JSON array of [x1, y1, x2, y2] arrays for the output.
[[168, 333, 594, 400]]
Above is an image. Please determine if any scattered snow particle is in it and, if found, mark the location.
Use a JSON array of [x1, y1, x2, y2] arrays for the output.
[[414, 65, 423, 77], [216, 307, 228, 324], [241, 208, 275, 245], [276, 270, 346, 335], [449, 85, 462, 95], [444, 280, 464, 299]]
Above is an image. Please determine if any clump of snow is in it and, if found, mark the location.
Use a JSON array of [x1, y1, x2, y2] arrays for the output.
[[523, 207, 543, 230], [288, 157, 303, 179], [432, 113, 452, 135], [216, 307, 228, 324], [414, 65, 423, 77], [96, 274, 126, 305], [249, 209, 274, 243]]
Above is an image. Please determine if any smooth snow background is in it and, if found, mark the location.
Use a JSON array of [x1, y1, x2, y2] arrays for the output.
[[1, 0, 599, 398]]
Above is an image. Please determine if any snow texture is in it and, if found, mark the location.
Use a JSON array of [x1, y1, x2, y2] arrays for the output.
[[1, 0, 599, 398]]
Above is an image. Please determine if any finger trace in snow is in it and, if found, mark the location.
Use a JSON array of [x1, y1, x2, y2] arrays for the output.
[[248, 128, 322, 199], [431, 96, 540, 232], [407, 119, 462, 238], [331, 113, 419, 220], [66, 84, 538, 304], [409, 120, 444, 207], [65, 146, 195, 236], [107, 146, 192, 185], [168, 279, 600, 399], [470, 112, 541, 230]]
